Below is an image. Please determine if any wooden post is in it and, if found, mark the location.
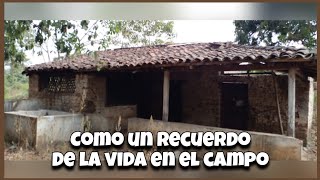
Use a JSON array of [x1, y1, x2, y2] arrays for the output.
[[288, 68, 296, 137], [162, 71, 170, 121], [272, 72, 284, 135]]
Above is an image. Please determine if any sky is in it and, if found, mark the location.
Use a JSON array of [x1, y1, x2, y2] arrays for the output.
[[24, 20, 236, 65], [173, 20, 235, 43]]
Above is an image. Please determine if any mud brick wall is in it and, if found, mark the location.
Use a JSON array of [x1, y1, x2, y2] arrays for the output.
[[218, 74, 311, 144], [29, 70, 313, 143], [171, 71, 220, 127], [28, 74, 136, 122], [29, 74, 88, 112], [85, 74, 136, 131], [174, 70, 312, 143]]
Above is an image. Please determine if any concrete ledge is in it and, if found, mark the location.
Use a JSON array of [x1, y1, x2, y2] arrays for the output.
[[128, 117, 302, 160], [4, 99, 45, 112]]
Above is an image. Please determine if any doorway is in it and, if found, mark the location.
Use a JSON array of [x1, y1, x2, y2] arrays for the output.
[[136, 72, 163, 120], [220, 82, 249, 130], [169, 80, 182, 122], [135, 72, 183, 122]]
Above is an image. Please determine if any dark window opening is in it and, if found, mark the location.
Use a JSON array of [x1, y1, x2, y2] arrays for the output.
[[105, 72, 183, 122], [220, 82, 249, 130], [106, 73, 138, 106], [39, 74, 76, 93]]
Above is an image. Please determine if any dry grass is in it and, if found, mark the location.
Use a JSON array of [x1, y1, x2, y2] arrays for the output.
[[4, 143, 51, 161]]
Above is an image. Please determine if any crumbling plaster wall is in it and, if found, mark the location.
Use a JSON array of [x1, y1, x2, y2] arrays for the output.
[[220, 73, 312, 144], [28, 74, 88, 112], [28, 70, 313, 143], [28, 73, 136, 131]]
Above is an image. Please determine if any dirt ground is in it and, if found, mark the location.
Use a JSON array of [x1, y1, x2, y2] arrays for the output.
[[4, 146, 51, 161]]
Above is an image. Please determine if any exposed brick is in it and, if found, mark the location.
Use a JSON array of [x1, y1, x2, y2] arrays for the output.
[[172, 70, 312, 143], [28, 70, 313, 143]]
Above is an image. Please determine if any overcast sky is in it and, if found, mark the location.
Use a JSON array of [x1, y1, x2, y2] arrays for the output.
[[25, 20, 236, 65], [174, 20, 235, 43]]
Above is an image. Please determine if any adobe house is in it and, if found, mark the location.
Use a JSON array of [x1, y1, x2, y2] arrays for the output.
[[20, 42, 316, 147]]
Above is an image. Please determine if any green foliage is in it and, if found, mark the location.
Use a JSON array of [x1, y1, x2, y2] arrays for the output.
[[31, 20, 175, 59], [4, 20, 175, 100], [33, 20, 81, 58], [5, 21, 33, 100], [4, 21, 34, 64], [4, 64, 29, 100], [5, 20, 175, 64], [101, 20, 175, 48], [234, 20, 317, 48]]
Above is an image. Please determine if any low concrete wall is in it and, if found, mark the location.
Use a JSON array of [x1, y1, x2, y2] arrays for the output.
[[5, 109, 70, 117], [36, 114, 83, 150], [95, 105, 137, 132], [36, 113, 129, 151], [128, 118, 303, 160], [88, 114, 117, 132], [5, 110, 83, 150], [5, 109, 125, 151], [5, 113, 37, 147]]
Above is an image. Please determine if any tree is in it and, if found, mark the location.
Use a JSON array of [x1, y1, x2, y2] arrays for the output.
[[4, 20, 34, 65], [4, 20, 175, 99], [32, 20, 175, 61], [4, 21, 34, 100], [5, 20, 175, 63], [4, 63, 29, 100], [234, 20, 317, 48]]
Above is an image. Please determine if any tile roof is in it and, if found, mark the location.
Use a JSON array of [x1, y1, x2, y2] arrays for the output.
[[24, 42, 317, 74]]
